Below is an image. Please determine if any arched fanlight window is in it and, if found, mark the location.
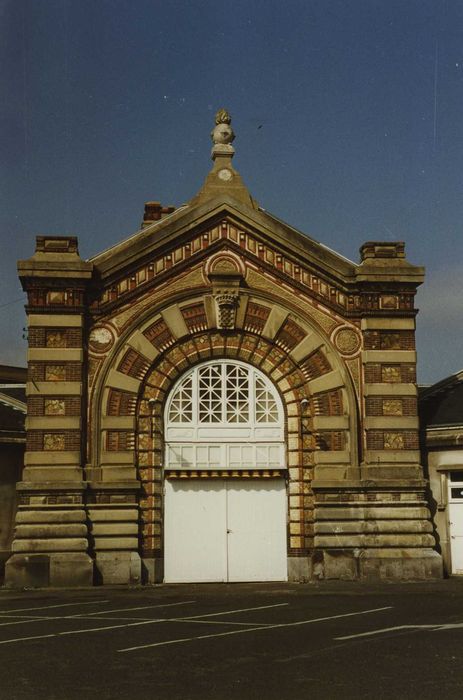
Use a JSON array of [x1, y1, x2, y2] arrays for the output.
[[168, 362, 280, 425], [165, 360, 285, 471]]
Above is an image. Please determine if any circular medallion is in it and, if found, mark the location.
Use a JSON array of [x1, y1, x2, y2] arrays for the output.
[[333, 327, 361, 356], [218, 168, 233, 181], [89, 326, 115, 354]]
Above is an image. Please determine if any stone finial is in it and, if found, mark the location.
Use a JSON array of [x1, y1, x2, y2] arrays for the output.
[[211, 108, 235, 159], [192, 109, 257, 208], [215, 109, 232, 125]]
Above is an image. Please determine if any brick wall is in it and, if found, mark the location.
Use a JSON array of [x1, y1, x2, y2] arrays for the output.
[[27, 430, 81, 451], [364, 363, 417, 384], [365, 396, 417, 416], [363, 330, 415, 350], [366, 431, 419, 450], [28, 328, 83, 347], [27, 396, 81, 415]]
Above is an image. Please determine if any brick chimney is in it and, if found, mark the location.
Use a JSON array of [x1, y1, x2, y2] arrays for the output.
[[142, 201, 175, 228]]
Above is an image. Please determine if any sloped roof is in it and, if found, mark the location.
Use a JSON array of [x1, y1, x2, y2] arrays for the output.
[[0, 390, 26, 443], [0, 385, 26, 403], [419, 370, 463, 428], [88, 178, 422, 292], [0, 365, 26, 384], [0, 365, 26, 443], [89, 193, 358, 285], [88, 110, 421, 287]]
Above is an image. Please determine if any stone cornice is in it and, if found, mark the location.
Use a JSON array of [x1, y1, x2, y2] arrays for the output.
[[18, 236, 93, 285], [426, 425, 463, 448], [87, 218, 421, 318]]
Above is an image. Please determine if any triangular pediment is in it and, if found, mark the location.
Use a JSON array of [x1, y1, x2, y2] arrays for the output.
[[90, 194, 357, 288], [88, 107, 423, 300]]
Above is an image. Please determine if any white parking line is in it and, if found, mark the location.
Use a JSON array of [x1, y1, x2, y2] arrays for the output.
[[0, 617, 67, 629], [177, 603, 288, 620], [0, 600, 196, 627], [118, 605, 393, 652], [0, 603, 284, 645], [0, 615, 59, 620], [0, 620, 167, 645], [0, 616, 59, 627], [68, 601, 196, 618], [336, 621, 463, 640], [336, 624, 432, 640], [0, 633, 57, 644], [433, 622, 463, 631], [165, 619, 272, 627], [60, 620, 164, 636], [0, 600, 109, 615], [0, 601, 195, 630]]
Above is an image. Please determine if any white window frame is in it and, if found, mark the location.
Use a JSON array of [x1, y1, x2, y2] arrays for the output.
[[165, 360, 285, 471]]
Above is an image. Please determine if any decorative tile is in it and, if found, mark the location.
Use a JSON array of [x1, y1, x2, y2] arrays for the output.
[[384, 432, 405, 449], [383, 399, 403, 416], [43, 433, 65, 450], [44, 399, 65, 415]]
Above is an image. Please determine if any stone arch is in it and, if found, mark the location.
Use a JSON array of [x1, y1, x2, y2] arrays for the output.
[[136, 332, 304, 560], [92, 292, 361, 479], [90, 292, 362, 572]]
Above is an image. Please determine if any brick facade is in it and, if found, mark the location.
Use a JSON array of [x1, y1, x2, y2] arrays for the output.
[[5, 113, 442, 587]]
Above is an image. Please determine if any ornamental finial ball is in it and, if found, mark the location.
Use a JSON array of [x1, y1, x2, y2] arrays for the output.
[[211, 108, 235, 146]]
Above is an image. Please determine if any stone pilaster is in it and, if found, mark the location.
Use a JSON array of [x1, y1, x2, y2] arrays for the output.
[[87, 346, 143, 585], [311, 242, 442, 580], [5, 237, 94, 587]]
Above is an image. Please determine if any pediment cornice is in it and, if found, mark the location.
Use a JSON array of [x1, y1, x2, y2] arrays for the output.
[[90, 196, 357, 284], [89, 219, 419, 321]]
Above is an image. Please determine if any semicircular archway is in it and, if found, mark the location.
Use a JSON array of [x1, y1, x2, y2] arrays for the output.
[[163, 358, 288, 582]]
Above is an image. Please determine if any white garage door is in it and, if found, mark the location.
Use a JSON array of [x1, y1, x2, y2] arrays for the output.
[[164, 479, 287, 583]]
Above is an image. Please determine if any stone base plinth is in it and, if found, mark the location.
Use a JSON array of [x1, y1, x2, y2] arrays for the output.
[[95, 551, 141, 585], [307, 548, 443, 582], [4, 552, 94, 588], [358, 548, 443, 581], [287, 556, 311, 582], [141, 557, 163, 584]]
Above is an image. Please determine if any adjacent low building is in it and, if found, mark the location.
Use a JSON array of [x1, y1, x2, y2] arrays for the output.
[[0, 365, 26, 577], [420, 370, 463, 576], [5, 111, 442, 587]]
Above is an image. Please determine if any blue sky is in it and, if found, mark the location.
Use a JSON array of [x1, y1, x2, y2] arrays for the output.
[[1, 0, 462, 384]]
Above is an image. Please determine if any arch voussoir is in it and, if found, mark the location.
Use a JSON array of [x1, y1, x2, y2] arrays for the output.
[[107, 327, 353, 574], [89, 294, 359, 584]]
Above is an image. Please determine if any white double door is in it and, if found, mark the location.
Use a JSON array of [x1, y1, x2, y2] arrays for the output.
[[164, 479, 287, 583]]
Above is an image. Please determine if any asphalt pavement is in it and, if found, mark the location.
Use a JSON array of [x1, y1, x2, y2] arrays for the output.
[[1, 579, 463, 700]]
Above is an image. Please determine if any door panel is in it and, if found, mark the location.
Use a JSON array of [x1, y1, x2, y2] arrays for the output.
[[164, 480, 227, 583], [449, 503, 463, 574], [226, 480, 288, 582], [164, 479, 287, 583]]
